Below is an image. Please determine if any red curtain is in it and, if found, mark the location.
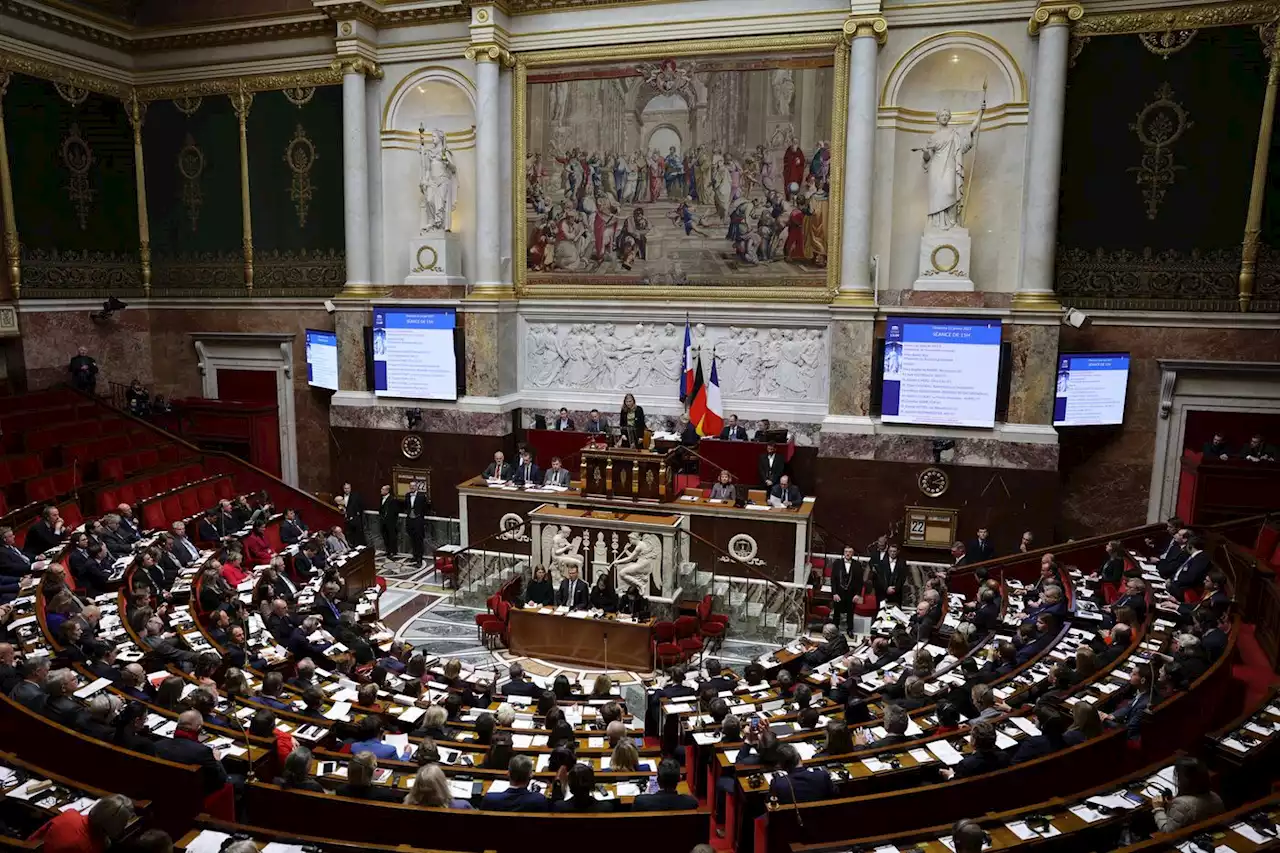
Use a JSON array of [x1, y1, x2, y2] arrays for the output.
[[215, 369, 278, 403]]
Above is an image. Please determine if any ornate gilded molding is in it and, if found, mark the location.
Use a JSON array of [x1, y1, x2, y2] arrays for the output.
[[1029, 4, 1083, 36], [1138, 28, 1198, 58], [282, 86, 316, 108], [0, 52, 128, 99], [53, 82, 90, 107], [842, 16, 888, 46], [331, 56, 384, 79], [1056, 245, 1242, 305], [465, 43, 515, 66], [285, 124, 318, 229], [173, 95, 201, 116], [318, 1, 468, 28], [129, 19, 332, 52], [254, 248, 346, 289], [1073, 3, 1280, 38], [20, 248, 143, 298], [1128, 83, 1192, 221], [136, 68, 344, 101]]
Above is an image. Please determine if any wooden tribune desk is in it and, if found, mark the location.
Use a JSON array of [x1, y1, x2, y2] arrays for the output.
[[580, 447, 677, 501], [507, 606, 654, 671]]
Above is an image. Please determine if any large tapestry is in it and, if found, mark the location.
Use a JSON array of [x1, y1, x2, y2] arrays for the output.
[[517, 37, 845, 297]]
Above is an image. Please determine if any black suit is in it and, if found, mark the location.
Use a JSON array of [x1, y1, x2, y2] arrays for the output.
[[197, 518, 221, 544], [45, 696, 83, 728], [557, 577, 589, 610], [768, 484, 802, 507], [552, 417, 575, 431], [954, 747, 1010, 778], [719, 424, 749, 440], [1169, 551, 1211, 602], [483, 462, 515, 480], [377, 494, 400, 558], [153, 736, 229, 794], [829, 558, 862, 634], [769, 768, 837, 804], [9, 680, 47, 713], [633, 790, 699, 811], [0, 545, 32, 578], [619, 407, 646, 447], [280, 519, 307, 546], [171, 536, 201, 567], [502, 678, 540, 698], [513, 463, 542, 487], [23, 522, 65, 558], [757, 452, 785, 487], [969, 538, 995, 563], [584, 417, 607, 434], [101, 529, 133, 558], [882, 556, 908, 603], [403, 491, 431, 565], [342, 492, 366, 546]]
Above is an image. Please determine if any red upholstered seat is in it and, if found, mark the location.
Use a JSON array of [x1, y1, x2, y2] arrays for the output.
[[481, 599, 510, 648], [97, 490, 118, 515], [25, 476, 56, 504], [11, 454, 42, 480], [197, 484, 216, 508], [214, 478, 235, 500], [474, 594, 499, 640], [118, 483, 138, 506], [136, 449, 160, 470], [178, 488, 201, 518], [99, 457, 125, 482], [161, 495, 183, 523], [0, 493, 8, 516], [50, 467, 79, 496], [142, 502, 166, 532], [158, 444, 179, 465], [59, 502, 83, 531], [807, 587, 831, 628], [202, 782, 236, 821], [654, 641, 682, 669]]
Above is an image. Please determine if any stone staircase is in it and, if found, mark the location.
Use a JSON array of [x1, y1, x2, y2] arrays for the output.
[[678, 561, 805, 641]]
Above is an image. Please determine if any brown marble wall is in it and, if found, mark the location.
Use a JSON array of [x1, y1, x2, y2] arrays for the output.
[[1057, 323, 1280, 538], [819, 431, 1059, 471], [464, 311, 499, 397], [20, 309, 154, 392], [828, 317, 874, 417], [1006, 322, 1061, 425], [334, 309, 368, 392]]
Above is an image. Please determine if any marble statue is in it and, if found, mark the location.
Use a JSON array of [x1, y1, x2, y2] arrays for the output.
[[521, 321, 827, 402], [611, 532, 662, 595], [548, 525, 583, 585], [418, 124, 458, 233], [916, 100, 985, 230], [771, 69, 795, 116]]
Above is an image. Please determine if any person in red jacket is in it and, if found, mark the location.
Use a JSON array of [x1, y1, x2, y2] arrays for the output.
[[243, 520, 275, 568], [219, 551, 250, 587], [32, 794, 135, 853]]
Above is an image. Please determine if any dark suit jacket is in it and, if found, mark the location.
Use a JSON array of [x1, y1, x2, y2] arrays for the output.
[[280, 520, 307, 545], [552, 417, 575, 431], [403, 492, 431, 521], [618, 407, 646, 444], [803, 634, 849, 668], [480, 785, 550, 812], [502, 679, 540, 698], [552, 796, 613, 812], [1169, 551, 1211, 600], [719, 425, 749, 440], [197, 519, 221, 543], [769, 768, 837, 804], [153, 736, 229, 794], [557, 578, 589, 609], [23, 522, 64, 558], [768, 484, 802, 505], [830, 558, 862, 598], [757, 452, 785, 486], [584, 418, 607, 434], [9, 680, 47, 713], [972, 601, 1001, 633], [44, 696, 83, 729], [633, 790, 700, 811], [1012, 734, 1066, 764], [343, 493, 365, 524], [377, 496, 400, 528], [870, 733, 909, 749], [969, 538, 996, 563], [0, 545, 33, 577], [101, 529, 133, 558], [266, 613, 295, 644], [483, 462, 515, 480], [513, 463, 543, 486], [334, 782, 402, 803], [955, 747, 1010, 778]]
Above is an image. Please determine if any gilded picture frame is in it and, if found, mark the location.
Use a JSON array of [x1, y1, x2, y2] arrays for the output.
[[512, 33, 848, 302]]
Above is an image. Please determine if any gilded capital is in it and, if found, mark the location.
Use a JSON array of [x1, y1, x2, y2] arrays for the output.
[[124, 92, 147, 135], [465, 43, 515, 67], [331, 56, 384, 79], [1028, 4, 1083, 36], [0, 71, 10, 100], [229, 87, 253, 123], [842, 16, 888, 46]]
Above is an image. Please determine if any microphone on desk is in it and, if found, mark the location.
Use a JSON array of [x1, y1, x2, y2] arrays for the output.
[[225, 696, 256, 781]]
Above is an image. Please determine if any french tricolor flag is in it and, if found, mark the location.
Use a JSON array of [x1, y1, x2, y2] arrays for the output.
[[679, 318, 696, 403]]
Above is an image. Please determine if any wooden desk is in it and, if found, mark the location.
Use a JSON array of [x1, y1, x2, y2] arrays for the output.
[[508, 606, 654, 671]]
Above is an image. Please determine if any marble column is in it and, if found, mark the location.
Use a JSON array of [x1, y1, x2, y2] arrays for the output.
[[499, 69, 513, 284], [366, 74, 386, 285], [837, 17, 885, 306], [465, 44, 512, 294], [827, 315, 876, 416], [337, 57, 381, 289], [1005, 321, 1060, 424], [1015, 4, 1082, 310]]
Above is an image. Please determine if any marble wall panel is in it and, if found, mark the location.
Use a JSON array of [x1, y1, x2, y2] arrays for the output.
[[464, 312, 499, 398], [819, 430, 1058, 471], [1005, 323, 1060, 426], [331, 404, 509, 437], [828, 319, 874, 417], [335, 310, 368, 392], [20, 309, 154, 392], [518, 408, 823, 447]]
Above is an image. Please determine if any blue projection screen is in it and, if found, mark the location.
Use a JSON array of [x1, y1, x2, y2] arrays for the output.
[[1053, 353, 1130, 427], [881, 317, 1003, 428], [305, 330, 338, 391], [372, 307, 458, 401]]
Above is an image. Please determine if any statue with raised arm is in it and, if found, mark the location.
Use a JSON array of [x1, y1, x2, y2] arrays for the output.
[[611, 532, 661, 595], [549, 525, 583, 586], [915, 97, 984, 230], [418, 124, 458, 233]]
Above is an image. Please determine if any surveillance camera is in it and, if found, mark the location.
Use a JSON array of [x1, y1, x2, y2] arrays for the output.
[[323, 300, 336, 314], [1062, 308, 1090, 329]]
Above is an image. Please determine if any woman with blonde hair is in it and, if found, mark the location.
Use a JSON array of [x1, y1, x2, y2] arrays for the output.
[[609, 737, 651, 772], [1065, 702, 1104, 744], [591, 673, 613, 698], [404, 764, 474, 809]]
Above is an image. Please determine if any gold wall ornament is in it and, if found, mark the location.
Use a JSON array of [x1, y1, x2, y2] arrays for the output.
[[125, 93, 152, 296], [412, 244, 442, 273], [284, 124, 318, 228], [136, 69, 344, 102], [1055, 245, 1240, 307], [173, 95, 202, 116], [250, 248, 346, 289], [53, 82, 90, 106], [282, 86, 316, 108], [842, 16, 888, 46], [0, 53, 128, 100], [1075, 2, 1279, 37], [60, 123, 96, 230], [1239, 22, 1280, 312], [464, 43, 515, 66], [917, 467, 950, 498], [1128, 82, 1193, 221], [1138, 27, 1198, 58], [230, 87, 254, 291], [178, 133, 204, 232], [0, 69, 19, 297], [1068, 35, 1091, 67], [331, 56, 384, 79], [19, 247, 142, 297], [1028, 4, 1084, 37], [1259, 22, 1278, 61]]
